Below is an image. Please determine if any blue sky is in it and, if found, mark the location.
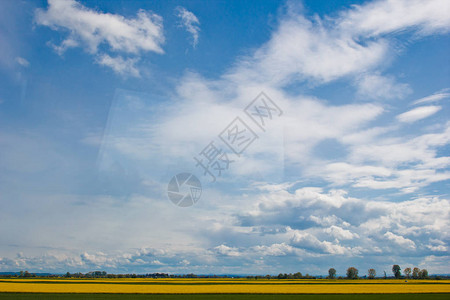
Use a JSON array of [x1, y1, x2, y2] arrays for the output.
[[0, 0, 449, 276]]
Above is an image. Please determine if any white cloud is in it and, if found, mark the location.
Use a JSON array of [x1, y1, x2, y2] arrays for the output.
[[412, 89, 450, 105], [397, 105, 442, 123], [325, 225, 359, 240], [384, 231, 416, 250], [297, 120, 450, 193], [93, 0, 449, 193], [214, 245, 240, 257], [81, 252, 109, 265], [226, 0, 450, 89], [319, 162, 392, 186], [426, 245, 447, 252], [0, 187, 448, 273], [426, 238, 448, 252], [35, 0, 164, 76], [356, 73, 411, 100], [419, 255, 450, 274], [150, 260, 164, 266], [290, 230, 351, 255], [349, 124, 450, 167], [228, 16, 388, 86], [96, 54, 140, 77], [339, 0, 450, 36], [252, 243, 295, 256], [16, 57, 29, 67], [35, 0, 164, 54], [309, 215, 349, 228], [236, 184, 449, 260], [175, 7, 200, 48], [49, 38, 78, 56]]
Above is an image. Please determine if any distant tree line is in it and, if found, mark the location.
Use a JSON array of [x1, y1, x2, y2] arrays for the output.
[[325, 265, 432, 280], [245, 272, 316, 280], [0, 271, 239, 279], [62, 272, 231, 279], [0, 265, 444, 280]]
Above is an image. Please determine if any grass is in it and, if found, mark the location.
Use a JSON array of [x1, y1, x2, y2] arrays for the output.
[[0, 293, 450, 299]]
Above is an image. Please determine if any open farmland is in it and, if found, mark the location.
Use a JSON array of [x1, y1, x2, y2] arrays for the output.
[[0, 278, 449, 296], [0, 294, 450, 300], [1, 1, 450, 300]]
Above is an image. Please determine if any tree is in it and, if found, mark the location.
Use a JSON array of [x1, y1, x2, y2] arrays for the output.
[[346, 267, 358, 279], [419, 269, 428, 279], [412, 267, 420, 279], [404, 268, 411, 279], [368, 269, 376, 279], [328, 268, 336, 279], [392, 265, 401, 279]]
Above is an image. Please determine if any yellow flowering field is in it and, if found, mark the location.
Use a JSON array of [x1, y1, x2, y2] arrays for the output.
[[0, 279, 449, 294]]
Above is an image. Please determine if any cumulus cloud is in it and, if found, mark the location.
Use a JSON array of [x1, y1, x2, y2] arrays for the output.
[[397, 106, 442, 123], [236, 184, 449, 261], [384, 231, 416, 250], [325, 225, 359, 240], [35, 0, 164, 77], [175, 7, 200, 47], [213, 245, 241, 257], [291, 230, 351, 255], [0, 186, 448, 273]]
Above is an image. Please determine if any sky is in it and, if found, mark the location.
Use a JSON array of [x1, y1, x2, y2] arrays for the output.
[[0, 0, 449, 276]]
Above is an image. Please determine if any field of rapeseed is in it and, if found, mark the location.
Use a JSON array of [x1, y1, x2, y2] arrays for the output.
[[0, 278, 449, 294]]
